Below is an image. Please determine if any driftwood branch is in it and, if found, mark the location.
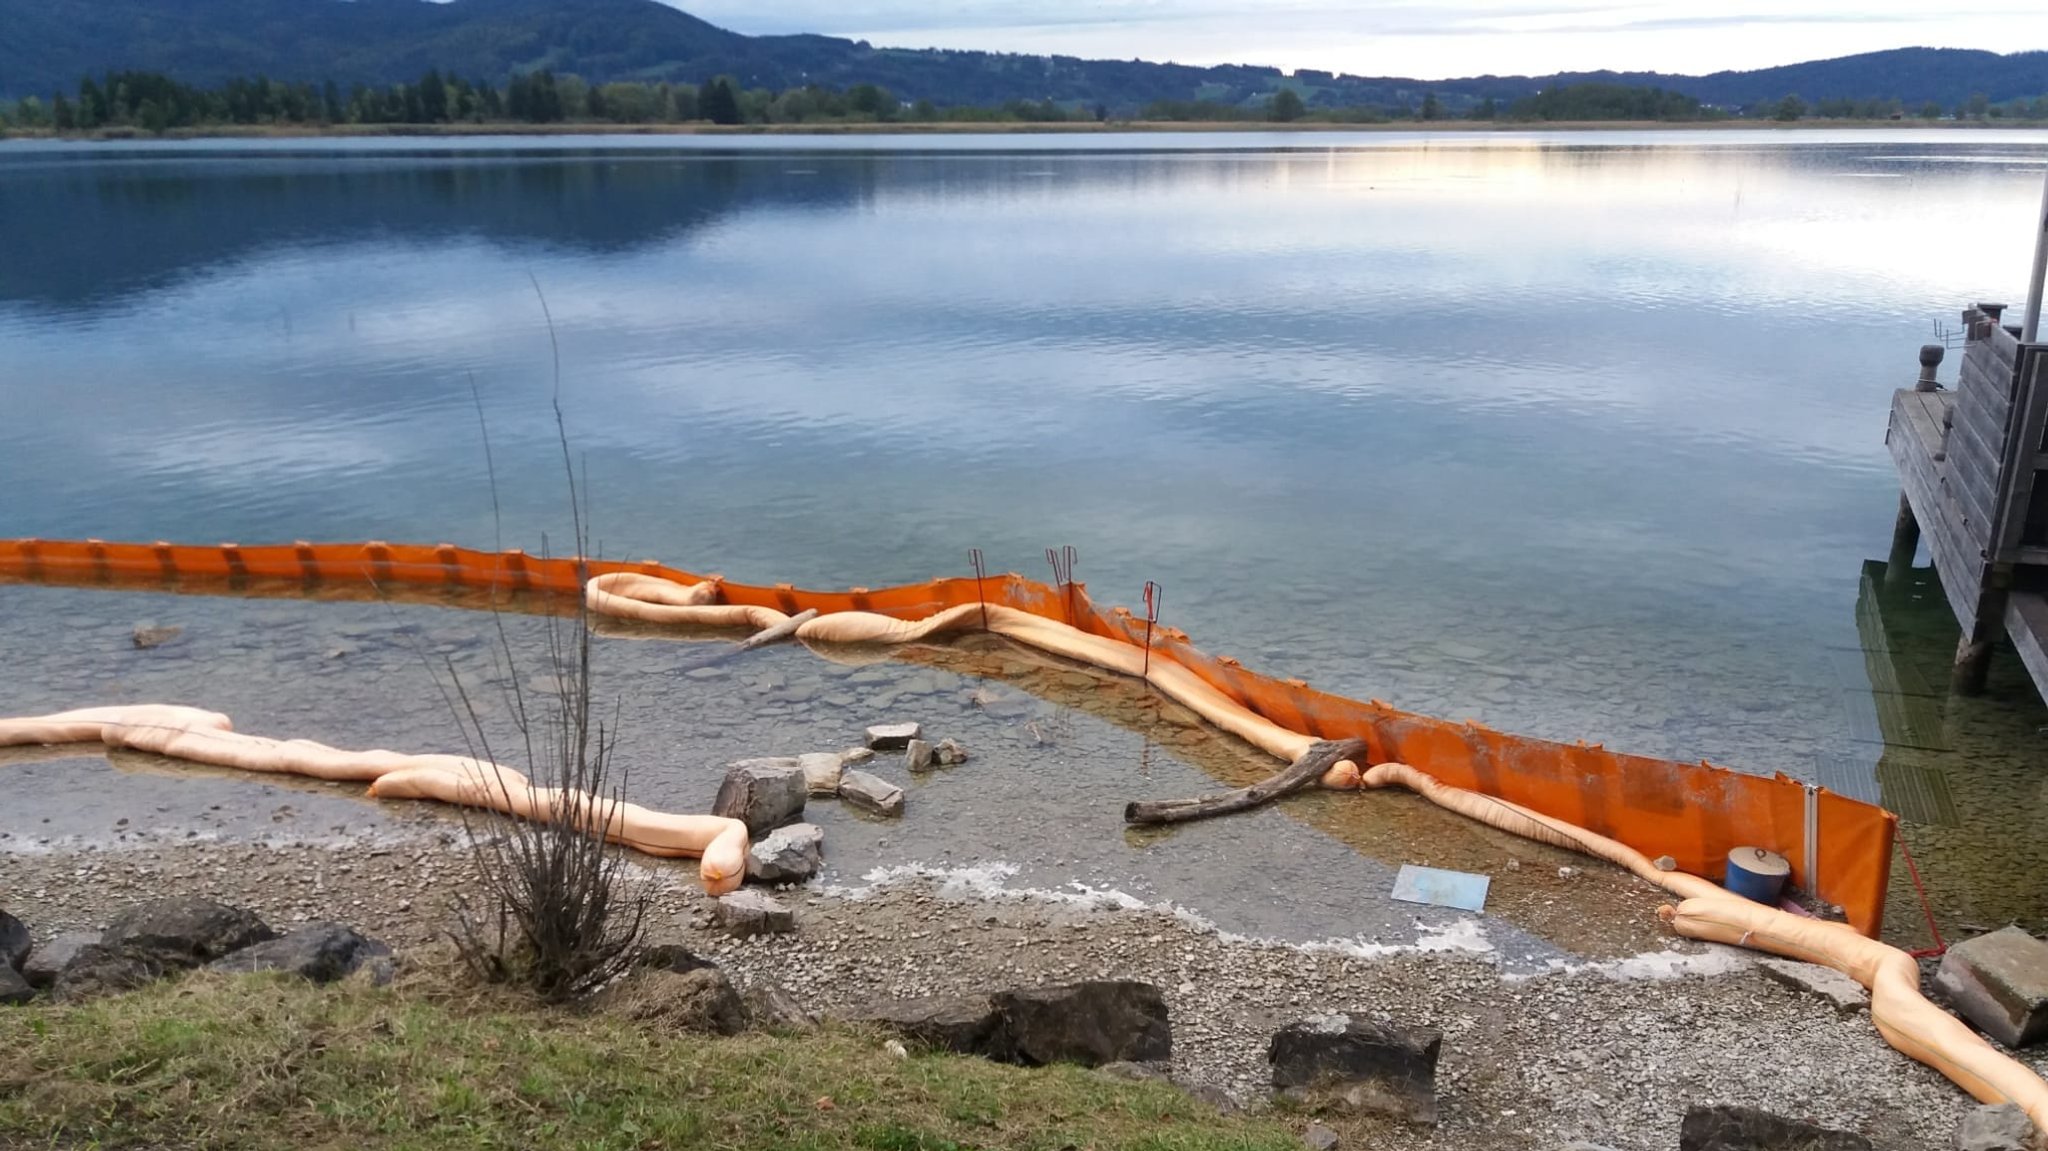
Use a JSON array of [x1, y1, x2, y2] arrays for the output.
[[1123, 737, 1366, 826], [735, 608, 818, 653]]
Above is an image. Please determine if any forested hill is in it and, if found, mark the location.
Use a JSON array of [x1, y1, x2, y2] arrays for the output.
[[2, 0, 2044, 113]]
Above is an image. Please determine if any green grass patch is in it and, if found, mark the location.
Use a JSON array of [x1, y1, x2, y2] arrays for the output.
[[0, 971, 1300, 1151]]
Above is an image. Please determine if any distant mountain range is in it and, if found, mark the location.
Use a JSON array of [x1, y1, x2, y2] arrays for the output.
[[3, 0, 2045, 112]]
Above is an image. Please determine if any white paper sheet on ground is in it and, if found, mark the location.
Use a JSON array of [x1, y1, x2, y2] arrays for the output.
[[1391, 864, 1490, 912]]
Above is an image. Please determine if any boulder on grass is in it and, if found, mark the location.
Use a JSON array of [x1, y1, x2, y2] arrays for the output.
[[21, 932, 97, 990], [747, 823, 825, 885], [1678, 1104, 1871, 1151], [996, 981, 1171, 1067], [711, 762, 807, 834], [1269, 1014, 1440, 1125], [844, 993, 1006, 1055], [102, 897, 275, 965], [207, 922, 393, 985], [636, 943, 717, 975], [0, 910, 28, 972], [52, 943, 175, 1001], [716, 890, 795, 937], [743, 977, 817, 1033], [1936, 927, 2048, 1049], [0, 964, 30, 1005], [838, 769, 904, 817], [604, 966, 746, 1035]]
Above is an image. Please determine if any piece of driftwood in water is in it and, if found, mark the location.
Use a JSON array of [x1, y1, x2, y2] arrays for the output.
[[1124, 737, 1365, 826], [736, 608, 818, 653], [672, 609, 821, 675]]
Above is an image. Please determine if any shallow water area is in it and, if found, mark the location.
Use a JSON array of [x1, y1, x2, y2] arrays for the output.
[[0, 582, 1678, 969]]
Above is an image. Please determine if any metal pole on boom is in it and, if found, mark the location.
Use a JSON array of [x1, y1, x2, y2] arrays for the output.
[[2024, 162, 2048, 342]]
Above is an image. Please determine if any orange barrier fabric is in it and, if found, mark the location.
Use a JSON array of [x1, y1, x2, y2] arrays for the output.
[[0, 536, 1898, 935]]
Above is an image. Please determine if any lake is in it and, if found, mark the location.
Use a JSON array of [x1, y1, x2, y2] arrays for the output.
[[2, 129, 2045, 948]]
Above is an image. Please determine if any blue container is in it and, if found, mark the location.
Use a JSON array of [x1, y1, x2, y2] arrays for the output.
[[1724, 846, 1791, 904]]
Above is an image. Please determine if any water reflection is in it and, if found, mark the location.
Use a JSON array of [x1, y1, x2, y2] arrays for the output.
[[3, 133, 2047, 936]]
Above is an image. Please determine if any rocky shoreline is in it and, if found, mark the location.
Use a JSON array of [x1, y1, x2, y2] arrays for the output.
[[7, 830, 2044, 1151]]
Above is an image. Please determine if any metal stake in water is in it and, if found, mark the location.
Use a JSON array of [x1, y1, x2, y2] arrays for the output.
[[969, 547, 990, 632], [1044, 545, 1077, 623], [1141, 580, 1164, 678]]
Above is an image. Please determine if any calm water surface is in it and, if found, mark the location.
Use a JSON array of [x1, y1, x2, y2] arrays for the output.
[[2, 130, 2045, 946]]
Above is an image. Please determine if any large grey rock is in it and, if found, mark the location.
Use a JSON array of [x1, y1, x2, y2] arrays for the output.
[[1956, 1103, 2043, 1151], [838, 769, 904, 817], [1270, 1013, 1440, 1125], [711, 762, 807, 834], [605, 967, 746, 1035], [747, 822, 825, 885], [716, 890, 795, 937], [743, 977, 817, 1033], [207, 922, 392, 985], [904, 739, 936, 772], [0, 910, 28, 972], [864, 722, 921, 751], [1679, 1104, 1872, 1151], [1937, 927, 2048, 1049], [844, 993, 1006, 1055], [1759, 959, 1868, 1015], [103, 897, 275, 965], [1303, 1123, 1340, 1151], [996, 981, 1171, 1067], [0, 963, 30, 1005], [52, 943, 176, 1001], [21, 932, 97, 990], [798, 753, 845, 796]]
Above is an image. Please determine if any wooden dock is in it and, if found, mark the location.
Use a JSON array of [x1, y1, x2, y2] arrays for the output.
[[1884, 303, 2048, 698]]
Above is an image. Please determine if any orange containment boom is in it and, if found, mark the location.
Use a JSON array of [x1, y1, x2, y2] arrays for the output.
[[0, 535, 1897, 937]]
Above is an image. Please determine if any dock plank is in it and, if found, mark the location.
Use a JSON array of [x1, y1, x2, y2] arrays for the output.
[[2002, 592, 2048, 703]]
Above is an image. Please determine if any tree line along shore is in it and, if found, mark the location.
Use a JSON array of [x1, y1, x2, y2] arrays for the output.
[[4, 69, 2046, 136]]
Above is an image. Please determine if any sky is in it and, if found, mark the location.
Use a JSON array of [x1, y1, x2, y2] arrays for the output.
[[671, 1, 2048, 80]]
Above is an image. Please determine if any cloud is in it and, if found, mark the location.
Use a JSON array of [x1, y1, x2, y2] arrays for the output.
[[670, 1, 2048, 77]]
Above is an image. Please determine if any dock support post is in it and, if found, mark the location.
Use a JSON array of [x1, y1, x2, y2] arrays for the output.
[[1884, 494, 1921, 590], [1953, 631, 1995, 695]]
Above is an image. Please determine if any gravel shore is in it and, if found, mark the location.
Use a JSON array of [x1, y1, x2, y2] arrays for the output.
[[7, 830, 2042, 1151]]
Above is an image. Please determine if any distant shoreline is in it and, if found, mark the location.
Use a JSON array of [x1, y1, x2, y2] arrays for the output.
[[4, 118, 2045, 142]]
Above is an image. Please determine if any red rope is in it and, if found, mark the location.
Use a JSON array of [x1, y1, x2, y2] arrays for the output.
[[1900, 837, 1947, 959]]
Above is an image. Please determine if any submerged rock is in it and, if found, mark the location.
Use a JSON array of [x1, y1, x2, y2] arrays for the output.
[[904, 739, 936, 772], [864, 722, 921, 751], [838, 769, 904, 817], [798, 753, 845, 796], [712, 761, 807, 834]]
